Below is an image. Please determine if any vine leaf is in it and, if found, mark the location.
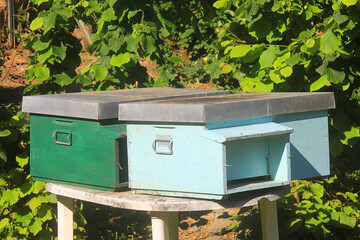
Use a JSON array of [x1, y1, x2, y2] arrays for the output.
[[28, 218, 43, 235], [16, 155, 29, 168]]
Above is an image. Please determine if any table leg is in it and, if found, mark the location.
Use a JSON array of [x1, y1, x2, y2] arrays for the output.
[[259, 198, 279, 240], [150, 211, 179, 240], [57, 195, 74, 240]]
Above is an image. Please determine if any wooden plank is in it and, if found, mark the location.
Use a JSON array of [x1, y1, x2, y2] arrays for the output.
[[259, 198, 279, 240], [46, 183, 289, 212], [57, 196, 73, 240]]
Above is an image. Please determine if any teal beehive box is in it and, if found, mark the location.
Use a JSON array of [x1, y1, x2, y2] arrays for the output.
[[119, 92, 335, 199], [22, 88, 228, 191]]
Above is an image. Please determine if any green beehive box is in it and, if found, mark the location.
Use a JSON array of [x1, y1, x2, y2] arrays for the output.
[[22, 88, 228, 191]]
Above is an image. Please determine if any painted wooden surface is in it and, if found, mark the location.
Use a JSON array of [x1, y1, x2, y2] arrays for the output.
[[127, 122, 292, 199], [259, 198, 279, 240], [150, 212, 178, 240], [30, 115, 128, 190], [48, 183, 285, 240], [46, 183, 289, 211], [206, 111, 330, 181], [273, 111, 330, 180], [57, 195, 73, 240]]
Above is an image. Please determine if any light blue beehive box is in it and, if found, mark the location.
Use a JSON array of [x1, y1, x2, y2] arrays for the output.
[[119, 92, 335, 200]]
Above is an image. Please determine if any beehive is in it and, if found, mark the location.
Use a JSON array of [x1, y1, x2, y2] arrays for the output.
[[119, 92, 335, 199], [22, 88, 228, 190]]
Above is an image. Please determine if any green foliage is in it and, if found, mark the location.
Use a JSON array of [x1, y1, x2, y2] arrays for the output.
[[0, 105, 56, 239], [20, 0, 360, 238]]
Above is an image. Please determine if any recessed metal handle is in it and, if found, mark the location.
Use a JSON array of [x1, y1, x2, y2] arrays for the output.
[[52, 131, 72, 146], [152, 135, 173, 155]]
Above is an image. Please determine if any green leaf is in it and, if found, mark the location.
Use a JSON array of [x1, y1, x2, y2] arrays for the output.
[[280, 66, 293, 77], [342, 0, 357, 6], [168, 56, 182, 64], [0, 218, 10, 229], [33, 65, 50, 82], [305, 39, 315, 48], [285, 53, 302, 66], [54, 74, 74, 86], [101, 8, 116, 21], [77, 74, 92, 86], [52, 45, 67, 61], [221, 64, 233, 74], [310, 75, 331, 92], [259, 46, 278, 69], [221, 40, 232, 47], [31, 181, 45, 194], [92, 64, 108, 81], [16, 154, 29, 168], [213, 0, 228, 9], [37, 47, 53, 64], [273, 52, 290, 69], [32, 40, 49, 51], [153, 79, 166, 87], [269, 71, 284, 84], [15, 211, 33, 226], [30, 17, 43, 31], [127, 10, 141, 19], [0, 129, 11, 137], [0, 148, 6, 162], [143, 36, 156, 54], [37, 205, 53, 222], [230, 45, 252, 58], [59, 8, 72, 20], [289, 218, 303, 232], [110, 53, 130, 67], [125, 35, 140, 52], [2, 189, 20, 205], [43, 13, 57, 34], [338, 212, 356, 228], [326, 67, 345, 84], [310, 183, 324, 197], [29, 218, 43, 235], [29, 196, 43, 211], [320, 30, 341, 55]]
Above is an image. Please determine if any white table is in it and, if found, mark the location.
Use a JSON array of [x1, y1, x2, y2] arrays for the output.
[[46, 183, 289, 240]]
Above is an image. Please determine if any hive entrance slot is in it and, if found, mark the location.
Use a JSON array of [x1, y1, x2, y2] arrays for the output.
[[227, 175, 271, 188]]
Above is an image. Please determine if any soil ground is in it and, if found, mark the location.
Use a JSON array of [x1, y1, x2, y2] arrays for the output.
[[0, 34, 242, 239]]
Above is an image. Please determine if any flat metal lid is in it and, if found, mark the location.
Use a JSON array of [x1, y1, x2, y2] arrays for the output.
[[118, 92, 335, 123], [22, 88, 228, 120]]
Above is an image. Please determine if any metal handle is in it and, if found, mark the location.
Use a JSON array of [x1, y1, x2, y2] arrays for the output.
[[152, 135, 173, 155], [52, 131, 72, 146]]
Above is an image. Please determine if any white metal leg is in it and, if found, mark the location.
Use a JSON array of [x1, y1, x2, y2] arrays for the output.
[[150, 211, 179, 240], [259, 198, 279, 240], [57, 195, 74, 240]]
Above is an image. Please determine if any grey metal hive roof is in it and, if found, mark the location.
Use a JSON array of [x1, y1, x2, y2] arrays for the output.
[[118, 92, 335, 123], [22, 88, 228, 120]]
